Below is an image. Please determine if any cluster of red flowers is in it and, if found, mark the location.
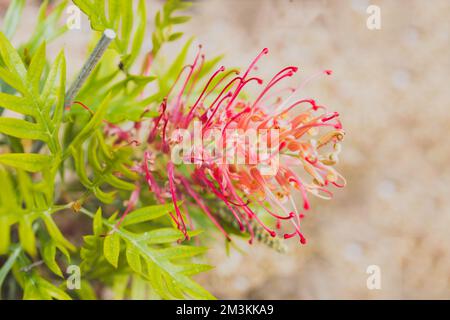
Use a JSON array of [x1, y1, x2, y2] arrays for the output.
[[139, 47, 345, 245]]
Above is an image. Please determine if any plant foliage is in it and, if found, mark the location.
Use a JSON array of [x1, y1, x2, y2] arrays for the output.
[[0, 0, 217, 300]]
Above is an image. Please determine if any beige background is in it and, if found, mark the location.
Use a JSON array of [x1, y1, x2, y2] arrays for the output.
[[1, 0, 449, 299]]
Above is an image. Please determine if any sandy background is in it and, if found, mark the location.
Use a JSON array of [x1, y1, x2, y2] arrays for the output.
[[1, 0, 449, 299]]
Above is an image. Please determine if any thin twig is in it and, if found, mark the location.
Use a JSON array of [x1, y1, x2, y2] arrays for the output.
[[19, 260, 44, 273], [65, 29, 116, 108], [31, 29, 116, 153]]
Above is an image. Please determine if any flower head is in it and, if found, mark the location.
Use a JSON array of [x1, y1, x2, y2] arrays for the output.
[[142, 47, 345, 245]]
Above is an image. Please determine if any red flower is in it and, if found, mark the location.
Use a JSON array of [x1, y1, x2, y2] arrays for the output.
[[143, 47, 345, 245]]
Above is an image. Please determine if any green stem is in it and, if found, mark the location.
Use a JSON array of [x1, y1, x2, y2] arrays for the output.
[[0, 244, 22, 299]]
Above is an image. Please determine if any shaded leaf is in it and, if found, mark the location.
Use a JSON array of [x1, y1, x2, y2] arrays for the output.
[[18, 216, 36, 257], [2, 0, 26, 39], [121, 203, 175, 227], [125, 242, 142, 274], [0, 153, 51, 172], [0, 118, 47, 141], [0, 93, 33, 116], [41, 239, 63, 277], [104, 232, 121, 268]]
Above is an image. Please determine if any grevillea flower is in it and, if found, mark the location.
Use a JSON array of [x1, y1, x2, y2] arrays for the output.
[[140, 47, 345, 245]]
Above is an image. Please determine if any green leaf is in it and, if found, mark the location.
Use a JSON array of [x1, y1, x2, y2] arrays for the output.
[[41, 50, 65, 114], [103, 232, 121, 268], [177, 263, 214, 276], [145, 260, 170, 299], [0, 117, 47, 141], [25, 0, 68, 55], [104, 173, 135, 191], [139, 228, 202, 245], [150, 0, 192, 57], [56, 243, 71, 263], [27, 42, 46, 93], [157, 246, 208, 260], [108, 0, 120, 28], [93, 207, 104, 236], [2, 0, 26, 39], [42, 214, 76, 252], [169, 16, 191, 24], [126, 0, 146, 68], [87, 135, 103, 173], [72, 1, 94, 21], [77, 280, 97, 300], [71, 145, 92, 187], [80, 207, 214, 300], [0, 93, 34, 116], [111, 274, 128, 300], [130, 275, 146, 300], [0, 245, 21, 298], [73, 0, 144, 69], [121, 203, 175, 226], [18, 216, 36, 257], [0, 167, 18, 209], [0, 31, 27, 80], [41, 239, 63, 277], [0, 35, 65, 155], [36, 278, 71, 300], [14, 251, 72, 300], [120, 1, 133, 51], [0, 153, 51, 172], [0, 217, 12, 255], [125, 242, 142, 274], [23, 280, 50, 300], [71, 129, 137, 204], [0, 66, 27, 94], [51, 51, 66, 129], [93, 187, 116, 204], [168, 32, 183, 42]]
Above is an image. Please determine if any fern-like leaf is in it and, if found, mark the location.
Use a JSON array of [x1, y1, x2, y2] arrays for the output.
[[73, 0, 146, 70], [0, 167, 75, 257], [80, 207, 214, 300], [0, 34, 65, 156], [12, 251, 71, 300], [71, 127, 137, 204], [152, 0, 193, 57]]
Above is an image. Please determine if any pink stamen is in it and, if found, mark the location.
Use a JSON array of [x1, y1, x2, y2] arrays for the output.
[[242, 47, 269, 80], [185, 66, 226, 127], [274, 69, 333, 114], [252, 67, 298, 108], [180, 176, 231, 240], [252, 213, 277, 237], [196, 170, 245, 230], [143, 152, 165, 203], [203, 92, 233, 130], [167, 162, 189, 239], [172, 45, 203, 120], [115, 184, 141, 229], [202, 69, 240, 102], [221, 107, 251, 136], [258, 200, 295, 220], [68, 101, 94, 114], [287, 176, 310, 210], [147, 99, 167, 143], [321, 112, 339, 122], [185, 54, 206, 100], [200, 77, 242, 119]]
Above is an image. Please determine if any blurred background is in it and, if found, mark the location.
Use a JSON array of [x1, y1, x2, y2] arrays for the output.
[[1, 0, 449, 299]]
